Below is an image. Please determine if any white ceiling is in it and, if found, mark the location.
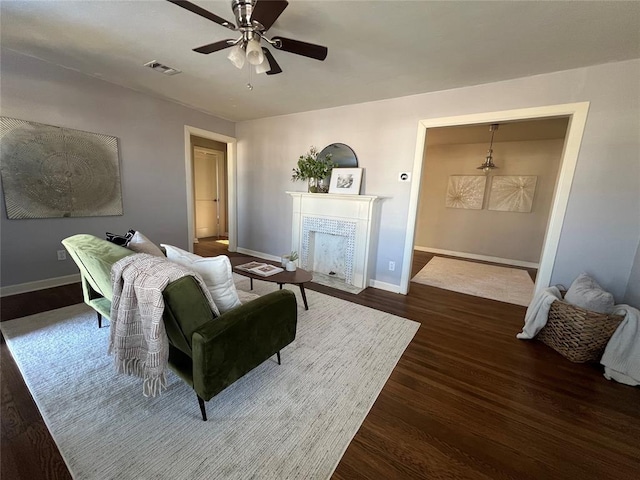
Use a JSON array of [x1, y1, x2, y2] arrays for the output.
[[2, 1, 639, 122]]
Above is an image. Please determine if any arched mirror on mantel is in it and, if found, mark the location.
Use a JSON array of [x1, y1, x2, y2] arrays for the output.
[[318, 143, 358, 168]]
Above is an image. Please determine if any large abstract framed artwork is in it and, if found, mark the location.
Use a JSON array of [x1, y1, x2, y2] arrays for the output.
[[488, 176, 537, 213], [0, 117, 123, 219], [445, 175, 486, 210]]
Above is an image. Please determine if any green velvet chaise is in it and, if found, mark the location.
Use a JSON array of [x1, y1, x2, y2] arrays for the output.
[[62, 234, 297, 421]]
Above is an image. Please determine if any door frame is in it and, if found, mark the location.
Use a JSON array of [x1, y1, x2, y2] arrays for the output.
[[183, 125, 237, 253], [399, 102, 590, 295]]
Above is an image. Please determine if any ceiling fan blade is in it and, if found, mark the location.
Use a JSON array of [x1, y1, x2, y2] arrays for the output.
[[271, 36, 327, 61], [251, 0, 288, 31], [167, 0, 236, 31], [193, 39, 236, 54], [262, 48, 283, 75]]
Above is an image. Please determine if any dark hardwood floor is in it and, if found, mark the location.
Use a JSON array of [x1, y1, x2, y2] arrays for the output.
[[2, 241, 638, 479], [1, 285, 79, 480]]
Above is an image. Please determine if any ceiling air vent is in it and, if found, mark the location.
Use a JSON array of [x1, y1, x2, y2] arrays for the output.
[[144, 60, 182, 76]]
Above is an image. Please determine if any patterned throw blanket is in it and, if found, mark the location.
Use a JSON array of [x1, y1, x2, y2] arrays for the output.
[[109, 254, 219, 397]]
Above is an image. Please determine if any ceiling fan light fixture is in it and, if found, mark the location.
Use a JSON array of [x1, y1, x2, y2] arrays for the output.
[[255, 56, 270, 74], [245, 38, 264, 65], [227, 43, 245, 69], [170, 0, 328, 76]]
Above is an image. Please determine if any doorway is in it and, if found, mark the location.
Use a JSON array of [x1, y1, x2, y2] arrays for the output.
[[193, 147, 226, 240], [410, 118, 569, 303], [183, 125, 237, 253], [399, 102, 590, 295]]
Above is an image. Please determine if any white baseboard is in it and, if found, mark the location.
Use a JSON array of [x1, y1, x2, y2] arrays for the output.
[[0, 274, 81, 298], [368, 279, 402, 294], [235, 247, 281, 263], [414, 246, 539, 269]]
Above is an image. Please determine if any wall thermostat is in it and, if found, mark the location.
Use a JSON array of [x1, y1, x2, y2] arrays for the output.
[[398, 172, 411, 182]]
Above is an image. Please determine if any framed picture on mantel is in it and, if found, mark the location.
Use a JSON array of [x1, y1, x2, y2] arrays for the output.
[[328, 168, 363, 195]]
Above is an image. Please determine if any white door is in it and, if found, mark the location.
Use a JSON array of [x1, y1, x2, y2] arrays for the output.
[[194, 149, 222, 239]]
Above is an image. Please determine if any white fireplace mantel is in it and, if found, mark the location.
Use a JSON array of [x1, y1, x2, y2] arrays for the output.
[[287, 192, 380, 289]]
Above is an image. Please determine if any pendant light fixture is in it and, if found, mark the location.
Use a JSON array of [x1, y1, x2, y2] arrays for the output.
[[477, 124, 499, 174]]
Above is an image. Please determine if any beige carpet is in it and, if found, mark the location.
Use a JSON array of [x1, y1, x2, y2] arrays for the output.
[[1, 278, 418, 479], [412, 256, 535, 306]]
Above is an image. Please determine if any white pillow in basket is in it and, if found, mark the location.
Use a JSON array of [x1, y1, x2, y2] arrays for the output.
[[161, 244, 242, 314], [564, 273, 615, 314]]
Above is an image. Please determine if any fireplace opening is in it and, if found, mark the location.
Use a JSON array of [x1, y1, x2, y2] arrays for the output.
[[301, 216, 357, 289], [308, 231, 348, 280]]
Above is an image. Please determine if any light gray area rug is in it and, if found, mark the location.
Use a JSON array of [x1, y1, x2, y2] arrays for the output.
[[1, 278, 418, 480], [412, 256, 535, 306]]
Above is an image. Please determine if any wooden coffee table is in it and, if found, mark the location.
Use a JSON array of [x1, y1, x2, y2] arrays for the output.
[[231, 257, 313, 310]]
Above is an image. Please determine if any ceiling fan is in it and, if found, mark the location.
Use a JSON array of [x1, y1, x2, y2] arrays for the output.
[[167, 0, 328, 75]]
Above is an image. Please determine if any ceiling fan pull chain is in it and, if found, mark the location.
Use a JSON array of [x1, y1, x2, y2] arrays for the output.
[[247, 64, 254, 91]]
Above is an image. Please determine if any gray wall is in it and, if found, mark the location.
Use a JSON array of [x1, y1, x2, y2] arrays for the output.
[[0, 49, 234, 287], [415, 139, 563, 263], [624, 239, 640, 309], [236, 59, 640, 300], [3, 49, 639, 303]]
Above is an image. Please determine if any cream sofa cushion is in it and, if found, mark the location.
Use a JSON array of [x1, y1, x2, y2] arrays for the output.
[[161, 244, 242, 313], [128, 231, 164, 257]]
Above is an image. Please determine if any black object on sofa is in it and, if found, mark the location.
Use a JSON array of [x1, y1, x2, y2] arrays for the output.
[[62, 234, 298, 420]]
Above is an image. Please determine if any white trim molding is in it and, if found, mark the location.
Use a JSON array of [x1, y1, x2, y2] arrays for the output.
[[0, 274, 81, 298], [368, 279, 402, 294], [414, 246, 539, 269], [235, 247, 281, 263], [400, 102, 590, 296], [183, 126, 237, 253]]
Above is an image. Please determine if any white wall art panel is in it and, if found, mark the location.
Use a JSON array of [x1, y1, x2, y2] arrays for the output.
[[489, 176, 538, 213], [445, 175, 486, 210]]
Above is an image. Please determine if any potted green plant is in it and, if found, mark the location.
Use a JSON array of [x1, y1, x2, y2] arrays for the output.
[[291, 146, 336, 193]]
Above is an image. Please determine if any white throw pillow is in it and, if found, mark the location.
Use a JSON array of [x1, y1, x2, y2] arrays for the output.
[[564, 272, 615, 314], [161, 244, 242, 314], [128, 231, 164, 257]]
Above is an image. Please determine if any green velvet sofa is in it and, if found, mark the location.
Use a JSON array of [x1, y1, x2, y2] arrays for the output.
[[61, 234, 297, 421]]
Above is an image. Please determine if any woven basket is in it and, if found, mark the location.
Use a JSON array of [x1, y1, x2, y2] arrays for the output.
[[537, 300, 623, 363]]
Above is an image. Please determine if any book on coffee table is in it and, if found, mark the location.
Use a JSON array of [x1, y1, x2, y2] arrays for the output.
[[235, 261, 284, 277]]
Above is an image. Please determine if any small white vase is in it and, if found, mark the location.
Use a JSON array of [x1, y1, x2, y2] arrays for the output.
[[285, 261, 296, 272]]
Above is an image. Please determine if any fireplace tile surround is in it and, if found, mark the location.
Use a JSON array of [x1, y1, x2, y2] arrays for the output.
[[302, 217, 356, 284], [288, 192, 379, 290]]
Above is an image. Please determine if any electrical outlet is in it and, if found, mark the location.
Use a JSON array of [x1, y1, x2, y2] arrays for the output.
[[57, 250, 67, 261], [388, 261, 395, 271]]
